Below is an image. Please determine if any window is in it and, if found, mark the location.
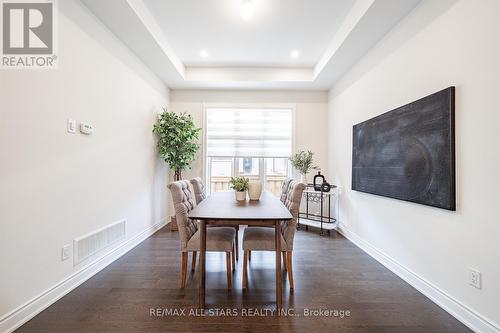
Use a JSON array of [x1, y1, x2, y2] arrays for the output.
[[206, 108, 293, 196]]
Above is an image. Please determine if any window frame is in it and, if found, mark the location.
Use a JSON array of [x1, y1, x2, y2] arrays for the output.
[[202, 103, 296, 193], [206, 156, 292, 195]]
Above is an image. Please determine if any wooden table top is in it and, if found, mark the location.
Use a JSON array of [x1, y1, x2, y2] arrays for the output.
[[188, 191, 292, 221]]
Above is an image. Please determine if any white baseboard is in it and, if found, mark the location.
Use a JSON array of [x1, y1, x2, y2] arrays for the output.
[[336, 224, 500, 333], [0, 219, 169, 333]]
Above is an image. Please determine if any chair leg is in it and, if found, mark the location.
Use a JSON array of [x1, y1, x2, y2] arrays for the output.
[[286, 251, 294, 291], [231, 244, 236, 272], [180, 252, 187, 289], [191, 251, 197, 272], [248, 250, 251, 261], [226, 252, 232, 289], [234, 226, 239, 261], [242, 250, 248, 290], [282, 251, 287, 272]]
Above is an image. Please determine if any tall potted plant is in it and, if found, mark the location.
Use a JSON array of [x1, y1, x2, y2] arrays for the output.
[[289, 150, 319, 184], [153, 108, 201, 181], [153, 108, 201, 230]]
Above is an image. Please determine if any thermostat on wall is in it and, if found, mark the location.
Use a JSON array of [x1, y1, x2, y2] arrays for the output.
[[80, 123, 93, 135]]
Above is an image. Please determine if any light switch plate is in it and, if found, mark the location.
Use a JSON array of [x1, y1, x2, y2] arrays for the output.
[[67, 119, 76, 134], [61, 244, 71, 261]]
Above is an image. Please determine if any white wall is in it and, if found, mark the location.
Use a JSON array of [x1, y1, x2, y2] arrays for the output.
[[328, 0, 500, 330], [0, 0, 169, 324], [170, 90, 329, 182]]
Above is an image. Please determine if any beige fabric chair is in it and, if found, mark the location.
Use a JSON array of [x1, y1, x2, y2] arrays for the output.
[[190, 177, 206, 205], [279, 178, 293, 203], [190, 177, 240, 261], [168, 180, 236, 289], [242, 180, 306, 291], [246, 177, 292, 261]]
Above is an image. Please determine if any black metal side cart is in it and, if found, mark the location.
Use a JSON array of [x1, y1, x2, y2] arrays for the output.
[[298, 184, 339, 236]]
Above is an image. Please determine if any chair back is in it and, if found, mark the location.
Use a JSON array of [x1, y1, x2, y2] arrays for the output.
[[167, 180, 198, 250], [279, 178, 293, 203], [281, 180, 306, 250], [190, 177, 206, 205]]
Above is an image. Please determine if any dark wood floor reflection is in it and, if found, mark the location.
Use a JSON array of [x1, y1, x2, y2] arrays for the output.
[[16, 226, 471, 333]]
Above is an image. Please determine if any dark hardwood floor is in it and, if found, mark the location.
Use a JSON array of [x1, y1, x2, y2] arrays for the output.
[[16, 226, 471, 333]]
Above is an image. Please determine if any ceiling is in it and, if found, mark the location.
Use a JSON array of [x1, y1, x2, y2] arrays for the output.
[[144, 0, 353, 67], [81, 0, 422, 90]]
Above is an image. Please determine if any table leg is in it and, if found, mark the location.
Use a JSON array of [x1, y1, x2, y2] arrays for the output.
[[199, 220, 206, 309], [320, 191, 324, 236], [275, 220, 282, 311], [305, 194, 309, 231], [306, 193, 309, 219], [328, 195, 331, 236]]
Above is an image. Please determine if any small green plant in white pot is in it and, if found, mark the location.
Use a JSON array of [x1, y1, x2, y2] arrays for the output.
[[229, 176, 249, 201], [289, 150, 319, 184]]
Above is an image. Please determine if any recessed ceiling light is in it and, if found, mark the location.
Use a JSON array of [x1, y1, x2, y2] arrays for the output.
[[200, 49, 208, 58], [290, 50, 300, 59], [240, 0, 254, 21]]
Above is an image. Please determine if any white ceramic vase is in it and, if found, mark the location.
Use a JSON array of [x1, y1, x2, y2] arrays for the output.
[[300, 174, 308, 184], [248, 181, 262, 200], [235, 190, 246, 201]]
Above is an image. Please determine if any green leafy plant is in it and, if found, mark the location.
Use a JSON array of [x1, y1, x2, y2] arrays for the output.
[[289, 150, 319, 175], [152, 108, 201, 180], [229, 176, 249, 192]]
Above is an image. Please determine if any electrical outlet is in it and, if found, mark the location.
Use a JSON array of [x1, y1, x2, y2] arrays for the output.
[[61, 244, 71, 261], [468, 268, 481, 289]]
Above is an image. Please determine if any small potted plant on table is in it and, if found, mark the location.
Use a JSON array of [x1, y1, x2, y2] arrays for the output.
[[229, 176, 249, 201]]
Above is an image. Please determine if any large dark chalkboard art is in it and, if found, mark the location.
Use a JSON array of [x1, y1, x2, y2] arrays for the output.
[[352, 87, 455, 210]]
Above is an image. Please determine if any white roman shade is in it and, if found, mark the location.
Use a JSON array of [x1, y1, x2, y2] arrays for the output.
[[206, 108, 292, 157]]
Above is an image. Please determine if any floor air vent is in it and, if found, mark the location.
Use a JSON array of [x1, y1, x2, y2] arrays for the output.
[[73, 219, 126, 265]]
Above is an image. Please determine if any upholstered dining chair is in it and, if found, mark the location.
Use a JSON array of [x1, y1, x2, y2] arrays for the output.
[[190, 177, 207, 204], [242, 180, 305, 291], [168, 180, 236, 289], [190, 177, 240, 262], [246, 177, 293, 262], [279, 178, 293, 203]]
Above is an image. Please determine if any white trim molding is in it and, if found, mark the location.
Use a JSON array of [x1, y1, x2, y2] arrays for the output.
[[81, 0, 422, 90], [336, 223, 500, 333], [0, 219, 169, 333]]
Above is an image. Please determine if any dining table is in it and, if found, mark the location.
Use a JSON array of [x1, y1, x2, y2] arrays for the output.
[[188, 191, 293, 310]]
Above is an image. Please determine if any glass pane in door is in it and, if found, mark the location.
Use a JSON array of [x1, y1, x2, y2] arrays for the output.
[[210, 157, 233, 192], [236, 157, 260, 182], [265, 158, 289, 196]]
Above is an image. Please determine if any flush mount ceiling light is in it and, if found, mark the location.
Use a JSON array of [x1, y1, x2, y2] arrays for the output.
[[290, 49, 300, 59], [240, 0, 254, 21], [200, 49, 208, 58]]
